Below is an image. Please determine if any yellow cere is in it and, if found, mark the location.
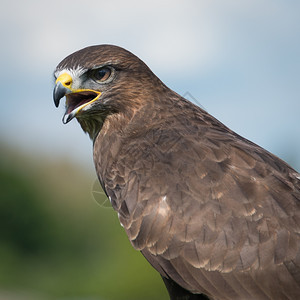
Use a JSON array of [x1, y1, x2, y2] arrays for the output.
[[56, 73, 73, 87]]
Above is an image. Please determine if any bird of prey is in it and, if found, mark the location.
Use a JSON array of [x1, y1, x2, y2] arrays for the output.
[[53, 45, 300, 300]]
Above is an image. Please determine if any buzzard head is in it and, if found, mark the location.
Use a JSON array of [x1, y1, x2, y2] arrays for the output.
[[53, 45, 163, 139]]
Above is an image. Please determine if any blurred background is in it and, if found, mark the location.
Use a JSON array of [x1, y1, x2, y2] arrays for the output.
[[0, 0, 299, 299]]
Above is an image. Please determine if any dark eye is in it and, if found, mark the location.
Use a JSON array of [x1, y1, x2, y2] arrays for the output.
[[93, 67, 112, 82]]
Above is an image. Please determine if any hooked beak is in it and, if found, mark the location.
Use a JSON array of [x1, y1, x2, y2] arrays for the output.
[[53, 81, 72, 107], [53, 73, 101, 124]]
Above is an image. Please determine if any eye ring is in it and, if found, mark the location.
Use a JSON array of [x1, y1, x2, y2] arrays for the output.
[[92, 66, 113, 82]]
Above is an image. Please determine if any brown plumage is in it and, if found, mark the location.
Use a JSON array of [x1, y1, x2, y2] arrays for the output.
[[53, 45, 300, 299]]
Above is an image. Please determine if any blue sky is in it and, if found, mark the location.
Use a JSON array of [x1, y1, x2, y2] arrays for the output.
[[0, 0, 299, 171]]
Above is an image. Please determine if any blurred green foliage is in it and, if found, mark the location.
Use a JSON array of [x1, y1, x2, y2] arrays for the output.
[[0, 144, 167, 300]]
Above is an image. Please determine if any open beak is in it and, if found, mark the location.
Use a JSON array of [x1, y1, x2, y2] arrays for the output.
[[53, 73, 101, 124]]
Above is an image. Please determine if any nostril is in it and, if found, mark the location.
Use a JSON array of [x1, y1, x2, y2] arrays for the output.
[[56, 73, 73, 88]]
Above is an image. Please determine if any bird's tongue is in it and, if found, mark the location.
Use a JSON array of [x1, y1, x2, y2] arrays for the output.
[[66, 99, 89, 114], [62, 91, 98, 124], [65, 91, 97, 114]]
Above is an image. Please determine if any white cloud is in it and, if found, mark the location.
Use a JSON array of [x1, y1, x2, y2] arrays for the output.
[[0, 1, 227, 73], [1, 0, 299, 75]]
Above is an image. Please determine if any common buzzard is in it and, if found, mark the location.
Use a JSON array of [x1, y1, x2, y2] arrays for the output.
[[53, 45, 300, 300]]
